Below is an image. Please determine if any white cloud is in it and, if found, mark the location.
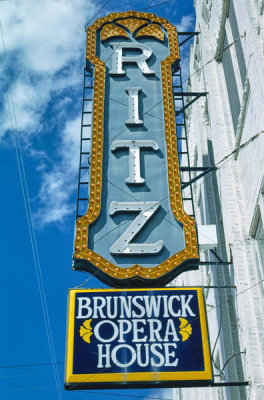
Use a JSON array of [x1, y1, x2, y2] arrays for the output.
[[174, 14, 196, 86], [34, 116, 81, 226], [176, 14, 195, 32], [0, 2, 196, 226], [2, 80, 51, 134], [0, 0, 96, 225], [1, 0, 95, 74], [0, 0, 95, 136]]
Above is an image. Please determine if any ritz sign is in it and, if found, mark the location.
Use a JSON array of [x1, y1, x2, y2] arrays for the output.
[[73, 11, 199, 287], [65, 288, 213, 389]]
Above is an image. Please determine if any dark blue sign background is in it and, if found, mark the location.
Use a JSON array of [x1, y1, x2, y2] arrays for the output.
[[72, 289, 206, 375]]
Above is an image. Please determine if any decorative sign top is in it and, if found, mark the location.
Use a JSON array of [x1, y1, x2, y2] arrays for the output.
[[65, 287, 213, 389], [73, 11, 199, 287]]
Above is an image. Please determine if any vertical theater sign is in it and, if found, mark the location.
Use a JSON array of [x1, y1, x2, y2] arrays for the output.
[[65, 11, 213, 389], [73, 10, 199, 287]]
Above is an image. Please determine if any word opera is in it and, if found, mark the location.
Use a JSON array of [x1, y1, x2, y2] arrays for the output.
[[73, 11, 199, 287]]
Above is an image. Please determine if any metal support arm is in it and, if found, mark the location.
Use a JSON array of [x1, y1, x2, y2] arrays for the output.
[[181, 167, 217, 190], [177, 31, 200, 46], [175, 92, 208, 116]]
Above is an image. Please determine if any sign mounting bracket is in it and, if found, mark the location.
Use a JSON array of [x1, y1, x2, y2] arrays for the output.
[[175, 92, 208, 116], [181, 167, 217, 190], [178, 31, 200, 46]]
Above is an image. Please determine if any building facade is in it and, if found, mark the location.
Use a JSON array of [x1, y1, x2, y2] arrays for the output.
[[173, 0, 264, 399]]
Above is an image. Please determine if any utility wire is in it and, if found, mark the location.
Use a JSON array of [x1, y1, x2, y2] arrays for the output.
[[222, 351, 246, 371], [77, 20, 247, 245], [65, 131, 263, 385], [0, 385, 173, 399], [88, 129, 263, 246], [0, 1, 249, 393], [73, 129, 263, 287], [0, 361, 64, 369], [187, 33, 245, 85], [85, 0, 112, 30], [75, 33, 257, 297], [106, 34, 245, 145], [1, 2, 249, 381], [0, 274, 262, 394], [137, 0, 176, 11], [84, 0, 174, 30], [0, 19, 63, 400], [87, 0, 174, 87], [0, 19, 256, 396], [72, 276, 261, 388], [58, 274, 260, 391]]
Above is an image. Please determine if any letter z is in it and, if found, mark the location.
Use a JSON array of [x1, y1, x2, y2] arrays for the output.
[[109, 201, 164, 255]]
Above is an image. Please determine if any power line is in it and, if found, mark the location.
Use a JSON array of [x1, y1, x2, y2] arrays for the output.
[[1, 273, 260, 372], [0, 385, 173, 399], [186, 33, 245, 85], [137, 0, 176, 11], [0, 19, 63, 400], [0, 3, 253, 389], [68, 126, 263, 382], [66, 276, 262, 391], [0, 361, 64, 369], [73, 129, 263, 289], [85, 0, 112, 30], [75, 16, 247, 249], [88, 0, 176, 88], [0, 370, 64, 379], [106, 34, 245, 145], [89, 129, 263, 247], [0, 275, 261, 395]]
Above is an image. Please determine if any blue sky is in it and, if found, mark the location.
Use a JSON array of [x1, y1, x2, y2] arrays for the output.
[[0, 0, 195, 399]]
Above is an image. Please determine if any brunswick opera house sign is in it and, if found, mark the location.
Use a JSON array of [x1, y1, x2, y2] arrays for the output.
[[65, 288, 212, 389], [65, 10, 213, 391]]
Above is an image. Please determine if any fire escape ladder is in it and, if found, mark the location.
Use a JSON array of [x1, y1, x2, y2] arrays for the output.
[[173, 67, 195, 219], [173, 67, 209, 219], [76, 67, 93, 219]]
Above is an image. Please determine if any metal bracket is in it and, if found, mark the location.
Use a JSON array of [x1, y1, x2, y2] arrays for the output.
[[204, 286, 236, 289], [200, 261, 233, 266], [210, 249, 232, 264], [199, 249, 233, 266], [175, 92, 208, 116], [209, 381, 249, 387], [177, 32, 200, 46], [180, 167, 215, 172], [181, 166, 217, 190]]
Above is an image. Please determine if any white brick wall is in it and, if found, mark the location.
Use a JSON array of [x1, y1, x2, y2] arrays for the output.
[[173, 0, 264, 399]]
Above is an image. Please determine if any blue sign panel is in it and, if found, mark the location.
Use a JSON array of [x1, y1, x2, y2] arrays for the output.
[[73, 11, 199, 287], [65, 288, 213, 389]]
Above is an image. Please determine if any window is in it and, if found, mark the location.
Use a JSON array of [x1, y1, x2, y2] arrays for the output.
[[250, 190, 264, 295], [222, 32, 241, 132], [222, 0, 247, 133], [228, 0, 247, 85], [255, 214, 264, 275]]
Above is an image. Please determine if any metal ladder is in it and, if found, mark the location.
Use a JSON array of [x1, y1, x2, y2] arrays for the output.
[[173, 66, 195, 219], [76, 67, 93, 219], [75, 65, 207, 221]]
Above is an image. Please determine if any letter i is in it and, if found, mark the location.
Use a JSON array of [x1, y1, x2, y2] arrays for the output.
[[126, 88, 143, 125]]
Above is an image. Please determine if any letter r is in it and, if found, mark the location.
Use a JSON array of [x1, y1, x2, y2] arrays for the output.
[[109, 43, 155, 75]]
